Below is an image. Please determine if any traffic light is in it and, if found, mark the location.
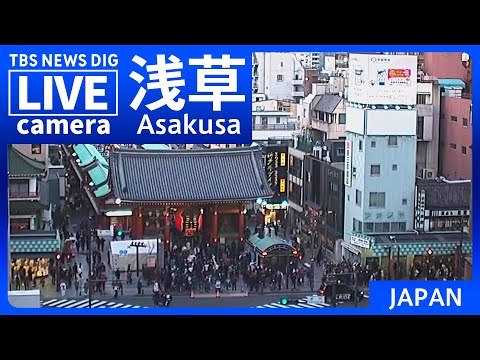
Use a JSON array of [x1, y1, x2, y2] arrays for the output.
[[426, 248, 433, 256], [280, 298, 297, 305], [117, 229, 123, 237], [55, 252, 62, 261], [292, 249, 298, 255]]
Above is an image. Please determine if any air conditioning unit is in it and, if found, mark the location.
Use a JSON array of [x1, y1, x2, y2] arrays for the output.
[[422, 168, 436, 180]]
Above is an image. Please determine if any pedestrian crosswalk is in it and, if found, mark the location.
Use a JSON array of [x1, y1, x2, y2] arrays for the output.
[[41, 298, 148, 309], [254, 297, 330, 309]]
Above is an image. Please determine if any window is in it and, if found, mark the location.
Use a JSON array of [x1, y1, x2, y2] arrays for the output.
[[388, 136, 398, 146], [390, 222, 406, 232], [31, 144, 41, 154], [276, 117, 281, 124], [353, 218, 363, 233], [451, 115, 457, 122], [289, 155, 294, 166], [463, 118, 468, 127], [261, 117, 268, 125], [256, 106, 262, 111], [280, 62, 283, 67], [374, 222, 390, 233], [364, 223, 374, 233], [462, 146, 467, 155], [355, 189, 362, 206], [352, 166, 357, 178], [417, 116, 424, 139], [337, 148, 344, 156], [338, 113, 346, 124], [392, 164, 398, 171], [359, 140, 363, 151], [402, 198, 407, 205], [370, 165, 381, 176], [417, 94, 427, 104], [450, 143, 457, 150], [277, 74, 284, 81], [371, 141, 376, 148], [369, 192, 386, 208]]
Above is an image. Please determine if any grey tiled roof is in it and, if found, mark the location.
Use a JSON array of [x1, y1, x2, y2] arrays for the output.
[[313, 94, 343, 114], [109, 147, 274, 202], [417, 179, 470, 209]]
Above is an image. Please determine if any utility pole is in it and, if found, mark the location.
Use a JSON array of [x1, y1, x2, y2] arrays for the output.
[[458, 214, 465, 279], [130, 241, 146, 277], [88, 234, 93, 308]]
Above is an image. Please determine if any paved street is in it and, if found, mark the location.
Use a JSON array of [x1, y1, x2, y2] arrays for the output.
[[40, 292, 369, 309]]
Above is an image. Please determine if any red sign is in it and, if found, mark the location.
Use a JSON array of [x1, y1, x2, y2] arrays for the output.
[[388, 69, 411, 79]]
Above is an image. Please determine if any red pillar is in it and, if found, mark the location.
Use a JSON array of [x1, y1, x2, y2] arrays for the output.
[[133, 207, 144, 240], [238, 204, 245, 251], [212, 206, 218, 245], [238, 204, 245, 240], [164, 205, 170, 245]]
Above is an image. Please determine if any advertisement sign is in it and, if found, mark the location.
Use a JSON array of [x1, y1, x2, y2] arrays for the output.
[[265, 144, 288, 202], [344, 140, 352, 187], [350, 234, 372, 249], [348, 53, 418, 105]]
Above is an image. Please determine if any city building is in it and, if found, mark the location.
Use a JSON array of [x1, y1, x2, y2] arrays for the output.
[[8, 145, 50, 232], [252, 52, 305, 103], [303, 152, 345, 260], [415, 77, 441, 178], [8, 144, 60, 290], [252, 99, 300, 142], [62, 146, 273, 251], [342, 53, 419, 263], [414, 177, 470, 233], [421, 52, 472, 180]]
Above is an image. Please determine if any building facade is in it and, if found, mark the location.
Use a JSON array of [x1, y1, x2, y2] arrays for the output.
[[252, 52, 305, 103], [343, 53, 418, 262], [303, 155, 345, 260]]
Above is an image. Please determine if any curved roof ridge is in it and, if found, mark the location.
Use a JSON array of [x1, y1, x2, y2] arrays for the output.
[[8, 145, 46, 177]]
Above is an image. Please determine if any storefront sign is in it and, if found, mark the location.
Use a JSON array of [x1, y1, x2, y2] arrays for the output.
[[344, 140, 352, 187], [97, 229, 113, 237], [350, 234, 371, 249], [265, 145, 288, 202]]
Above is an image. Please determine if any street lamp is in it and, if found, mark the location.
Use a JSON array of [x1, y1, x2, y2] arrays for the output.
[[389, 235, 400, 279], [129, 241, 147, 277]]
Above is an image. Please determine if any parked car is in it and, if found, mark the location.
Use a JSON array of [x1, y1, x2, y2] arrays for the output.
[[317, 282, 364, 304]]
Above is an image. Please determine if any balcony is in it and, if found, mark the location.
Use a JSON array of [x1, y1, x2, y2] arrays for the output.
[[292, 78, 303, 86], [292, 91, 304, 97], [9, 190, 40, 200], [416, 104, 433, 117], [253, 123, 297, 131]]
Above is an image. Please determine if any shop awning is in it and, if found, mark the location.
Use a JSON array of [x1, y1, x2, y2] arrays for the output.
[[371, 240, 472, 257], [10, 238, 61, 254], [438, 78, 466, 89], [247, 233, 296, 255], [341, 241, 361, 255]]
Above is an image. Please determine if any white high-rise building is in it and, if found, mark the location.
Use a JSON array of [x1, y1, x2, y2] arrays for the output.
[[252, 52, 305, 103], [342, 53, 418, 263]]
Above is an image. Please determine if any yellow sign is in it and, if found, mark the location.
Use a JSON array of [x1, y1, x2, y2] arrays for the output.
[[280, 153, 286, 167], [280, 179, 286, 193]]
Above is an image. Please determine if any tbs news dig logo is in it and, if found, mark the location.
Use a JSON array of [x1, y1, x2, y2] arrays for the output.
[[7, 52, 247, 137]]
